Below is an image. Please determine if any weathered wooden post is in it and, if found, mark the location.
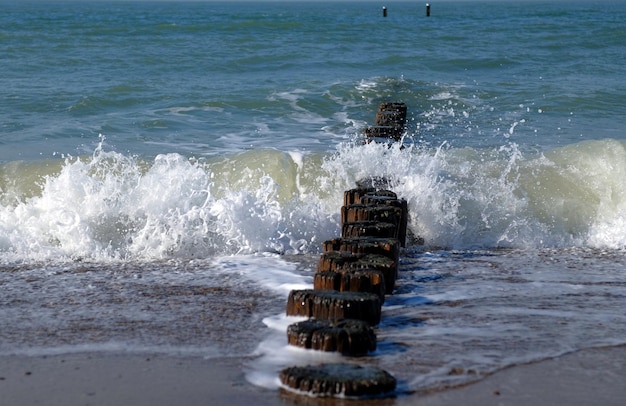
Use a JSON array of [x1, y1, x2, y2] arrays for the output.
[[323, 237, 400, 262], [364, 102, 407, 141], [344, 186, 397, 206], [280, 364, 396, 397], [360, 195, 409, 247], [314, 268, 386, 301], [286, 318, 376, 355], [286, 289, 382, 326], [342, 221, 398, 240]]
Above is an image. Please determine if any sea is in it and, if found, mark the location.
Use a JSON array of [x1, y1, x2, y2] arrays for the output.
[[1, 0, 626, 397]]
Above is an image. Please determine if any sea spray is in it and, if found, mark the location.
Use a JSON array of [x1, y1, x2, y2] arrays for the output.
[[0, 141, 341, 262], [2, 138, 626, 264]]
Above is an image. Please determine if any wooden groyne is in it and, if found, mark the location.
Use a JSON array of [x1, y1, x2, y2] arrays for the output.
[[279, 103, 412, 398]]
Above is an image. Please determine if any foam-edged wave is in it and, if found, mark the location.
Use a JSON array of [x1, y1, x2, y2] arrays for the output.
[[1, 137, 625, 263]]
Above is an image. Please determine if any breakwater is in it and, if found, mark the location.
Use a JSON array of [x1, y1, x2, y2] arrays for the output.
[[278, 103, 410, 398]]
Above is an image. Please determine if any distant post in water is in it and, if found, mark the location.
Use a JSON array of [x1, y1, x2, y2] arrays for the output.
[[383, 6, 387, 17], [426, 3, 431, 17]]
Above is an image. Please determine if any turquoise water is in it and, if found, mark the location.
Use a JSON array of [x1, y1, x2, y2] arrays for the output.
[[2, 1, 625, 162], [1, 0, 626, 396]]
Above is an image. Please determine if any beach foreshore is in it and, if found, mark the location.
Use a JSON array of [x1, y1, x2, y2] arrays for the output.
[[2, 345, 625, 406]]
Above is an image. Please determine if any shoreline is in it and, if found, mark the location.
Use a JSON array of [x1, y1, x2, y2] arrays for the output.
[[2, 345, 625, 406]]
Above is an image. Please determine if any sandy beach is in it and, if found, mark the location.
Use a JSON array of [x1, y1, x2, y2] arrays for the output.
[[2, 345, 625, 406]]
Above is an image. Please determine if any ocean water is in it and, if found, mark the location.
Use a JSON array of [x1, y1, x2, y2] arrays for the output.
[[1, 0, 626, 396]]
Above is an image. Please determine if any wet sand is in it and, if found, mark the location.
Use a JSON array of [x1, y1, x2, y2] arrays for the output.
[[2, 345, 625, 406]]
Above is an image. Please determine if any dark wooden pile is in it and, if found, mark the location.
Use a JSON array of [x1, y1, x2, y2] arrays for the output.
[[363, 102, 408, 141]]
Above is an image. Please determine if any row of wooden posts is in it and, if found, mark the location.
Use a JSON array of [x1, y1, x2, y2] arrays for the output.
[[278, 103, 410, 398]]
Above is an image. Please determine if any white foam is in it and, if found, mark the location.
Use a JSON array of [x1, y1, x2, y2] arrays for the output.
[[212, 254, 311, 297], [245, 314, 343, 390], [429, 91, 455, 101], [2, 137, 626, 264]]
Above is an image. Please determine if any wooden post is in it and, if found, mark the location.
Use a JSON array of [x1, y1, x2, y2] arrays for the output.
[[342, 221, 397, 240], [322, 237, 400, 262], [314, 268, 386, 301], [364, 102, 408, 141], [280, 364, 396, 397], [360, 195, 409, 247], [343, 187, 397, 206], [286, 319, 377, 356], [286, 289, 382, 326]]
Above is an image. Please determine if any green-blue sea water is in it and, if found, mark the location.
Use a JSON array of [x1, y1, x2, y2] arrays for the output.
[[1, 0, 625, 395]]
